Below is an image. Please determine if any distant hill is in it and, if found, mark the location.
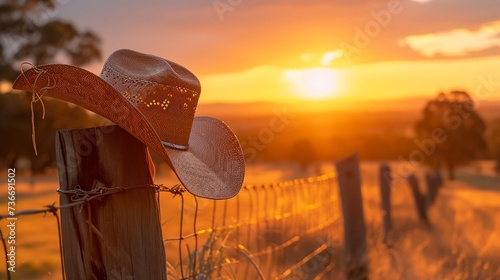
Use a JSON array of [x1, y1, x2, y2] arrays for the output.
[[196, 99, 423, 118], [193, 96, 500, 163], [196, 101, 281, 117], [197, 97, 500, 121]]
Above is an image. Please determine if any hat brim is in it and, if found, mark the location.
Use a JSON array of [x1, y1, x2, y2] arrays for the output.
[[13, 64, 244, 199]]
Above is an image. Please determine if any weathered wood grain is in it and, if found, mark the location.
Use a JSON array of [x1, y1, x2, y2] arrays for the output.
[[55, 125, 166, 279]]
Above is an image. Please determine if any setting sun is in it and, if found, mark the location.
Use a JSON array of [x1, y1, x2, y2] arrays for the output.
[[283, 68, 341, 100]]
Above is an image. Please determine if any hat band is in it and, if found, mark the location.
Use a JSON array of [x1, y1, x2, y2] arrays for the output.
[[161, 140, 189, 151]]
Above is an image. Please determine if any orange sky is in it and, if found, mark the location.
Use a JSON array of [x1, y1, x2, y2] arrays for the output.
[[51, 0, 500, 105]]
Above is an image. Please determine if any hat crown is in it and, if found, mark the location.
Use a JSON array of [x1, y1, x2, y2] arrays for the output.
[[100, 49, 201, 148]]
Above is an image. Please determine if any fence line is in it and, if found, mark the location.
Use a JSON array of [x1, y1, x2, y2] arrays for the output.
[[0, 172, 341, 279], [162, 172, 341, 279]]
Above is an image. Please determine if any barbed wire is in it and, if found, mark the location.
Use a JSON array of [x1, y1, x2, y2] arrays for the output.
[[0, 182, 184, 280], [0, 183, 184, 220]]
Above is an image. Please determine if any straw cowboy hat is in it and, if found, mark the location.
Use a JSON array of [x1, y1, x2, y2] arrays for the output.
[[13, 49, 245, 199]]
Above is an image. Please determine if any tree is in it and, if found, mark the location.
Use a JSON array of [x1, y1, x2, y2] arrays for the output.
[[415, 91, 487, 180], [0, 0, 102, 173], [488, 130, 500, 173], [290, 138, 317, 170], [0, 0, 101, 82], [0, 92, 104, 173]]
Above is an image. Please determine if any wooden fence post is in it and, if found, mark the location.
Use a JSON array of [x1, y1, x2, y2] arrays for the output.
[[55, 125, 166, 279], [335, 154, 367, 280], [434, 152, 443, 188], [379, 163, 392, 243], [406, 173, 428, 222], [425, 172, 437, 207]]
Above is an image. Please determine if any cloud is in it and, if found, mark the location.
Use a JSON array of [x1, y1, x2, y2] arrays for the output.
[[321, 50, 344, 66], [400, 21, 500, 57], [409, 0, 434, 3]]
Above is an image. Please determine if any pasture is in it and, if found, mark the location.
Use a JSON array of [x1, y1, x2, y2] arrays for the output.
[[1, 161, 499, 279]]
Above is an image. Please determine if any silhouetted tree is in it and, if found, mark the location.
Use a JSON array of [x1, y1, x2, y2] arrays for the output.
[[415, 91, 486, 180], [0, 92, 31, 168], [290, 139, 317, 170], [487, 126, 500, 173], [0, 92, 103, 173], [0, 0, 102, 173], [0, 0, 101, 83]]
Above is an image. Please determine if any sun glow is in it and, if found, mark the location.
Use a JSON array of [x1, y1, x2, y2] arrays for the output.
[[283, 68, 341, 100], [0, 80, 12, 94]]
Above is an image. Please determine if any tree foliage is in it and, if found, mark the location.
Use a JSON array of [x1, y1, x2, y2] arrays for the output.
[[0, 93, 104, 173], [0, 0, 102, 173], [290, 138, 317, 170], [486, 118, 500, 172], [415, 91, 487, 179], [0, 0, 101, 82]]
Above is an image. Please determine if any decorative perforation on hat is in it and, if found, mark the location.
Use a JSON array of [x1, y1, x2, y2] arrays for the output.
[[100, 50, 201, 149]]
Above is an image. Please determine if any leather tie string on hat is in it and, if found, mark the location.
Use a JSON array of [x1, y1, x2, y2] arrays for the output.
[[19, 62, 56, 156]]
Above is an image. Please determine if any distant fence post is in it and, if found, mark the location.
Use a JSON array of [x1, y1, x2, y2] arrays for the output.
[[379, 164, 392, 243], [406, 173, 428, 222], [335, 154, 368, 280], [435, 170, 443, 188], [434, 152, 443, 187], [425, 172, 437, 208], [55, 126, 166, 279]]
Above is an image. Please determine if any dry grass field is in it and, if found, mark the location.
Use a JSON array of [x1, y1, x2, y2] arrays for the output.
[[0, 161, 499, 279]]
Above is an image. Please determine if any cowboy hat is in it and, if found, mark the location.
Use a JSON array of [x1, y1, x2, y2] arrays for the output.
[[13, 49, 245, 199]]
